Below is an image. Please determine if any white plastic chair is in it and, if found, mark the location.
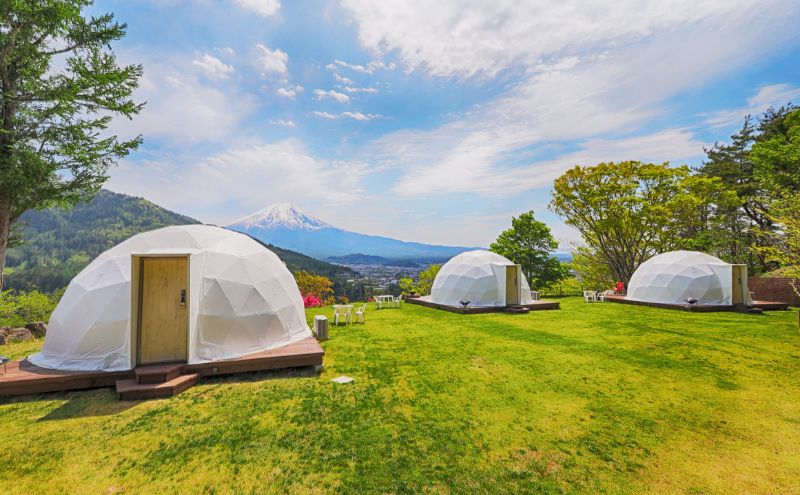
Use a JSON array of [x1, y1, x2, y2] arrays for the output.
[[355, 304, 366, 323], [597, 290, 613, 302], [393, 294, 403, 308], [333, 305, 351, 326], [530, 290, 541, 301], [583, 291, 597, 303]]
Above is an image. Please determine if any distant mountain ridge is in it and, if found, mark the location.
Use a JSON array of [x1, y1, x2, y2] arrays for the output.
[[228, 203, 479, 260], [6, 190, 353, 292]]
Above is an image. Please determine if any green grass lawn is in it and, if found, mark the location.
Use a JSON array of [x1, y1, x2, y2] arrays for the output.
[[1, 297, 799, 494]]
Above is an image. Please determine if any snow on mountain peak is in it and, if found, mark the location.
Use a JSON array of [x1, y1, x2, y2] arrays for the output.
[[228, 203, 332, 231]]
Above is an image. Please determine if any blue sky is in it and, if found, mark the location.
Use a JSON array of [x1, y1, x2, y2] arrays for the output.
[[98, 0, 800, 249]]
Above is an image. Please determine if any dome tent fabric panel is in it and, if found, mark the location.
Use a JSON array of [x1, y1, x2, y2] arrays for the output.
[[431, 250, 534, 307], [29, 225, 312, 372], [626, 251, 734, 305]]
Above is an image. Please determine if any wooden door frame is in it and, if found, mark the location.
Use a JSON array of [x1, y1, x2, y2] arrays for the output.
[[130, 254, 191, 366], [731, 264, 748, 305], [506, 264, 521, 306]]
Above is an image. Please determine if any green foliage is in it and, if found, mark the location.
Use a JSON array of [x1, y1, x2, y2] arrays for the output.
[[2, 299, 800, 493], [0, 289, 57, 327], [293, 270, 334, 305], [755, 193, 800, 284], [540, 276, 583, 297], [416, 263, 441, 295], [0, 0, 143, 287], [570, 245, 616, 290], [490, 210, 567, 290], [550, 161, 739, 283], [399, 264, 441, 295], [751, 109, 800, 197], [698, 105, 800, 272], [399, 277, 415, 294]]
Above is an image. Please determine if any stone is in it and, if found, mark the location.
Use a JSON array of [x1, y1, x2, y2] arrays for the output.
[[7, 328, 33, 342], [25, 321, 47, 338]]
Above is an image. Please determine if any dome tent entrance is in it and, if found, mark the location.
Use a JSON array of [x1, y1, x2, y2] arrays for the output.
[[430, 250, 534, 307], [626, 250, 751, 306], [29, 225, 312, 372]]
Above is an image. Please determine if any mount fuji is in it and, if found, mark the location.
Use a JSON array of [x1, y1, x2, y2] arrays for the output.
[[227, 203, 477, 261]]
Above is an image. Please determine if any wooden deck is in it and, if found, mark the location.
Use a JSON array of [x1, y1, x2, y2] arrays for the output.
[[0, 337, 324, 398], [605, 294, 790, 312], [406, 295, 560, 314]]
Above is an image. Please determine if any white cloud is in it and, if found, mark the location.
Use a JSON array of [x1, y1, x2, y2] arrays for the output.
[[392, 128, 707, 196], [333, 73, 354, 84], [342, 0, 800, 199], [326, 59, 396, 74], [340, 86, 378, 94], [311, 111, 383, 121], [341, 111, 382, 121], [276, 84, 303, 98], [312, 111, 338, 120], [314, 89, 350, 103], [108, 140, 367, 224], [340, 0, 768, 79], [255, 43, 288, 75], [192, 53, 234, 79], [703, 83, 800, 128], [215, 47, 236, 57], [232, 0, 280, 17], [270, 119, 297, 127], [110, 51, 256, 145]]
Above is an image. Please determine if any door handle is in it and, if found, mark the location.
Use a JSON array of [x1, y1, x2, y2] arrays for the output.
[[180, 289, 186, 306]]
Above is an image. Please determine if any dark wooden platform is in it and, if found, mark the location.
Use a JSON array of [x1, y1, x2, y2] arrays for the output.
[[605, 294, 790, 312], [116, 373, 199, 400], [0, 337, 324, 398], [406, 296, 560, 314]]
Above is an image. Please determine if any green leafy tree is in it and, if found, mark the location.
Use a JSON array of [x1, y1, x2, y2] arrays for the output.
[[0, 1, 143, 288], [751, 109, 800, 195], [749, 108, 800, 286], [490, 211, 567, 290], [399, 264, 441, 295], [550, 161, 738, 284], [570, 246, 615, 290], [0, 289, 57, 327], [698, 105, 799, 272]]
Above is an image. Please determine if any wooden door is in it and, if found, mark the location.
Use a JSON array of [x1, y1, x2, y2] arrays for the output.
[[731, 265, 744, 305], [138, 257, 188, 364], [506, 266, 519, 306]]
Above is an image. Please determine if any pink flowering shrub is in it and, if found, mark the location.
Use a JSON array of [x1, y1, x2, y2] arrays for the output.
[[303, 293, 322, 308]]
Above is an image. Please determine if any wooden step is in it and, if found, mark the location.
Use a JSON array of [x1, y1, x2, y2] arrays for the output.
[[116, 373, 199, 400], [135, 363, 186, 384], [504, 306, 531, 314]]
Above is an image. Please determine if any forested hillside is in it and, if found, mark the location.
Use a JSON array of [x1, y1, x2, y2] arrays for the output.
[[5, 190, 354, 292]]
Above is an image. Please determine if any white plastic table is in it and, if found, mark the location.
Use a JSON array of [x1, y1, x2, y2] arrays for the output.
[[374, 295, 394, 309]]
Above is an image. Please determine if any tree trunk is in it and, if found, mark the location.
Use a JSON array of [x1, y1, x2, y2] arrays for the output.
[[0, 194, 12, 290]]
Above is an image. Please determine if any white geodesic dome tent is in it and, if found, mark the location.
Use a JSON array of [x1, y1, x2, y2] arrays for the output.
[[29, 225, 311, 372], [626, 250, 747, 306], [430, 250, 534, 307]]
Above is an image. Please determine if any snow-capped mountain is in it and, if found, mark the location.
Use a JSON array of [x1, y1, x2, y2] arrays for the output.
[[227, 203, 478, 261], [229, 203, 331, 231]]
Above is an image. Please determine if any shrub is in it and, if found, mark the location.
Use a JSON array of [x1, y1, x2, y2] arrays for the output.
[[0, 290, 58, 328], [294, 271, 334, 305]]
